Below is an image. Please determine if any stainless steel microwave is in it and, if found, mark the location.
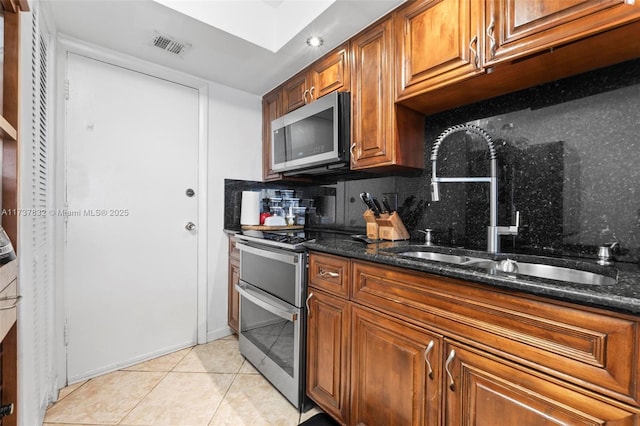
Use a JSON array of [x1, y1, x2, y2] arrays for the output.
[[271, 91, 350, 175]]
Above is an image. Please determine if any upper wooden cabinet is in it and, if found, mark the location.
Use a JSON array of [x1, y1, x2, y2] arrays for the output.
[[350, 17, 424, 171], [395, 0, 484, 100], [262, 87, 282, 181], [484, 0, 640, 66], [282, 43, 350, 114]]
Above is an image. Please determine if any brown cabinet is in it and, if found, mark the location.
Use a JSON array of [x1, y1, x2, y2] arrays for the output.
[[306, 289, 350, 425], [307, 252, 351, 424], [443, 341, 637, 425], [351, 305, 442, 426], [227, 236, 240, 333], [395, 0, 484, 101], [262, 87, 282, 181], [484, 0, 640, 66], [350, 17, 424, 171], [306, 252, 640, 425], [282, 43, 350, 114]]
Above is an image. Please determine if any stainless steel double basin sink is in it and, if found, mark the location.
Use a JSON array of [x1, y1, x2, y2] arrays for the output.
[[380, 247, 618, 286]]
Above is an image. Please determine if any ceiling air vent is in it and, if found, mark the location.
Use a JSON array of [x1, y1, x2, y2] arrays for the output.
[[151, 32, 191, 56]]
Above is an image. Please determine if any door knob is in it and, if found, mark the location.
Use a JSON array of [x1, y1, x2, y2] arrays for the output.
[[185, 222, 196, 231]]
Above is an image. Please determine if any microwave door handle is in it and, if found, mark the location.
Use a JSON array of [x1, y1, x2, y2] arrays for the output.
[[235, 283, 298, 322], [236, 242, 300, 265]]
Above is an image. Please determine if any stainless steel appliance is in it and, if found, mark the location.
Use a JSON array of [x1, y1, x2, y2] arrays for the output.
[[271, 91, 350, 175], [235, 231, 312, 410]]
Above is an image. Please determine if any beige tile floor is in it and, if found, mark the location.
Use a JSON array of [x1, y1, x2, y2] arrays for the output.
[[44, 335, 321, 426]]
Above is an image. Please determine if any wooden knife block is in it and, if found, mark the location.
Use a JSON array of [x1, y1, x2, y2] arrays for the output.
[[363, 209, 379, 239], [363, 210, 410, 241]]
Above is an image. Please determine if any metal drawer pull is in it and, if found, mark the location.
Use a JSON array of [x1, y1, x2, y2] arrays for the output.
[[424, 340, 435, 380], [235, 283, 298, 322], [319, 269, 339, 279], [350, 143, 357, 163], [0, 295, 21, 311], [306, 292, 314, 317], [445, 349, 456, 391], [469, 35, 479, 69], [487, 18, 496, 59]]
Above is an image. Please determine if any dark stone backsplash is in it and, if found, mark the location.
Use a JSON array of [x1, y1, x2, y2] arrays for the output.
[[406, 58, 640, 263], [225, 58, 640, 264]]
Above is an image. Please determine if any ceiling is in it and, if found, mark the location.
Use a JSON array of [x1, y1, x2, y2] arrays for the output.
[[44, 0, 406, 96]]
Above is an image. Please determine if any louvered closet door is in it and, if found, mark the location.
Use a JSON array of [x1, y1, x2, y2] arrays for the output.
[[64, 53, 199, 382]]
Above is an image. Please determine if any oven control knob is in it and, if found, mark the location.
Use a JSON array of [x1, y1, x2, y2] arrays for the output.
[[185, 222, 196, 231]]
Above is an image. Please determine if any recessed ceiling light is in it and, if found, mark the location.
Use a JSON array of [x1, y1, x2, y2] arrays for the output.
[[306, 36, 324, 47]]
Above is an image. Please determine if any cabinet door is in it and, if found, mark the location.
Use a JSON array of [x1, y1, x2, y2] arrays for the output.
[[227, 243, 240, 334], [395, 0, 482, 100], [310, 43, 350, 100], [306, 289, 350, 425], [443, 341, 638, 425], [485, 0, 640, 66], [262, 88, 282, 181], [282, 70, 310, 113], [351, 305, 441, 426], [351, 17, 425, 171], [351, 17, 395, 169]]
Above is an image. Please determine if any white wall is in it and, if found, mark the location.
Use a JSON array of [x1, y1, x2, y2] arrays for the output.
[[206, 82, 262, 340]]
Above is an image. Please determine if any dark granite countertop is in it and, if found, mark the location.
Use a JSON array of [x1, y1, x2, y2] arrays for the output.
[[304, 233, 640, 315]]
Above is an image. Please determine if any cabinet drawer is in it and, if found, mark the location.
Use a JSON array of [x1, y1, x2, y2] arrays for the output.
[[444, 341, 638, 425], [352, 260, 640, 406], [308, 252, 350, 298], [0, 279, 18, 342]]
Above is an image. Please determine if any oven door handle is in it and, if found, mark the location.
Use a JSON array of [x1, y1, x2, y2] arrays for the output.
[[236, 242, 301, 265], [235, 282, 298, 322]]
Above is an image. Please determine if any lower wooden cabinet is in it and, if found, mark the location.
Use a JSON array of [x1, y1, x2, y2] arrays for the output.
[[351, 305, 442, 426], [228, 236, 240, 334], [443, 341, 638, 425], [306, 288, 350, 425], [306, 251, 640, 425]]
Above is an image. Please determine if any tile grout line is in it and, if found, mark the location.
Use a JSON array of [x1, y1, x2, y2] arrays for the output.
[[116, 345, 196, 425], [205, 356, 247, 425]]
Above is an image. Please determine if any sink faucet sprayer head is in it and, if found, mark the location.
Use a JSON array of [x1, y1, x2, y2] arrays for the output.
[[430, 180, 440, 202]]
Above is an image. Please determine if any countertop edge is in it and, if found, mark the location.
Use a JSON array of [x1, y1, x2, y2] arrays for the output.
[[304, 241, 640, 316]]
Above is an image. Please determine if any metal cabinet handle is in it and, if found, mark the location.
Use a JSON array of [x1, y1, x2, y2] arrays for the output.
[[306, 292, 314, 317], [309, 86, 315, 100], [0, 295, 21, 311], [303, 89, 310, 104], [319, 269, 339, 279], [185, 222, 196, 231], [469, 35, 479, 69], [487, 18, 496, 59], [424, 340, 435, 380], [350, 143, 356, 164], [445, 349, 456, 391]]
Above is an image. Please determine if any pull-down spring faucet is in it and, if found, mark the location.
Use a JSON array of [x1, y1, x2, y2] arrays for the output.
[[430, 124, 519, 253]]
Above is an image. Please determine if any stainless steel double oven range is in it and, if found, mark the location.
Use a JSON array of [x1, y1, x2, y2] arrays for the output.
[[234, 230, 312, 411]]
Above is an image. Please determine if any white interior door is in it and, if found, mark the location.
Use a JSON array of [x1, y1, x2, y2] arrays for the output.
[[65, 53, 200, 382]]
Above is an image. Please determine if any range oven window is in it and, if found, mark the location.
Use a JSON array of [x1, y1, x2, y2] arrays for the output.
[[240, 290, 296, 377]]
